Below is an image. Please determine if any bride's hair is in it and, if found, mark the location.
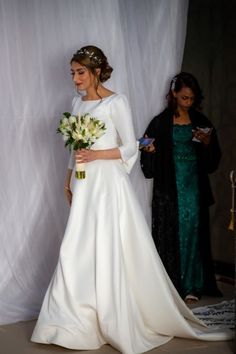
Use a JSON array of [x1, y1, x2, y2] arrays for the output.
[[70, 45, 113, 83]]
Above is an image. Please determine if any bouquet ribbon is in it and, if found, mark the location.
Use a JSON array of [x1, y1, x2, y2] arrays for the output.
[[75, 161, 86, 179]]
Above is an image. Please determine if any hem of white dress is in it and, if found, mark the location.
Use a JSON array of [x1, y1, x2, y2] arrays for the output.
[[31, 325, 106, 350]]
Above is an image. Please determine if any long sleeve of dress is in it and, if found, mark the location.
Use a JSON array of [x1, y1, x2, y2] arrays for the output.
[[110, 94, 138, 172], [67, 96, 80, 170], [68, 150, 74, 170]]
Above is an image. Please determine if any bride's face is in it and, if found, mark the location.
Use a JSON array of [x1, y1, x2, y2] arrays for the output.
[[71, 61, 96, 92]]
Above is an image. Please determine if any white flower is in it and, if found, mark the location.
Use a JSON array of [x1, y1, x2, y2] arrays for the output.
[[62, 117, 69, 125], [58, 111, 106, 150], [62, 135, 69, 142], [68, 115, 77, 124], [72, 130, 83, 141]]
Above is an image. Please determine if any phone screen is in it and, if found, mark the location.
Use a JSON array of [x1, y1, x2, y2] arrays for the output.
[[138, 137, 155, 147]]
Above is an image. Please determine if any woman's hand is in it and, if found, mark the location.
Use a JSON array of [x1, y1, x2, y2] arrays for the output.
[[143, 134, 156, 153], [75, 149, 98, 163], [193, 128, 213, 146], [64, 187, 72, 206], [144, 144, 155, 153]]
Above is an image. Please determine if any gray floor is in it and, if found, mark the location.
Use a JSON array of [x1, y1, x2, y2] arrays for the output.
[[0, 278, 235, 354]]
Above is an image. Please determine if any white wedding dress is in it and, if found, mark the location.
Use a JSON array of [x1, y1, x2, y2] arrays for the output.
[[31, 94, 232, 354]]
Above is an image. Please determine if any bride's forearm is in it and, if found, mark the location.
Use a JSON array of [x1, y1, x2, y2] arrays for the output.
[[94, 148, 121, 160], [75, 148, 121, 163], [64, 169, 73, 188]]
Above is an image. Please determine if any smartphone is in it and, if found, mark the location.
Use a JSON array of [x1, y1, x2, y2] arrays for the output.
[[138, 137, 155, 149], [192, 127, 211, 142]]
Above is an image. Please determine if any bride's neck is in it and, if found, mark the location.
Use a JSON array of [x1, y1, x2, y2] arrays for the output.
[[85, 85, 104, 100]]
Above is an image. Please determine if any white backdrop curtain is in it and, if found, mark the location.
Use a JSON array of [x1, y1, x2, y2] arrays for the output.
[[0, 0, 188, 324]]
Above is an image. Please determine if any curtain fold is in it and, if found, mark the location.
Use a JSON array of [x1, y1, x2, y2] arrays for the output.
[[0, 0, 188, 324]]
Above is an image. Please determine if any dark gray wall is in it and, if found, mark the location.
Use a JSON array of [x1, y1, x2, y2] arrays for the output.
[[182, 0, 236, 265]]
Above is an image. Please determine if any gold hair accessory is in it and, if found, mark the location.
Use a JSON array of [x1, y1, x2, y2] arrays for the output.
[[77, 49, 103, 64]]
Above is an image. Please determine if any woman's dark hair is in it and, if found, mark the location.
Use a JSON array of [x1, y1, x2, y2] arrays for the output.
[[166, 72, 204, 117], [70, 45, 113, 83]]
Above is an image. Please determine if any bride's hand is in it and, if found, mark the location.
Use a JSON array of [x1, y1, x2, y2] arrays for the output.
[[75, 149, 98, 163], [64, 187, 72, 206]]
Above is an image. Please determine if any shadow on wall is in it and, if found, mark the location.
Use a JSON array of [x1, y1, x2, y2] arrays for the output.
[[182, 0, 236, 268]]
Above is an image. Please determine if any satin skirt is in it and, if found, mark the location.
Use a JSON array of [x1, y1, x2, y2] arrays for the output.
[[31, 160, 232, 354]]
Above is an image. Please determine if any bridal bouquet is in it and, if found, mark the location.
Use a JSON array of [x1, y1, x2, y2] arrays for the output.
[[57, 112, 106, 179]]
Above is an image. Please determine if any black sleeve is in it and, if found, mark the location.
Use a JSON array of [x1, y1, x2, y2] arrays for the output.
[[195, 114, 221, 174], [140, 118, 158, 179], [200, 126, 221, 174]]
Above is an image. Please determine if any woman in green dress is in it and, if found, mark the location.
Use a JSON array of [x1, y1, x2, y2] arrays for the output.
[[140, 72, 222, 303]]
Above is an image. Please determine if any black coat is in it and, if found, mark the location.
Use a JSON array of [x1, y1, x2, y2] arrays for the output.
[[140, 108, 222, 296]]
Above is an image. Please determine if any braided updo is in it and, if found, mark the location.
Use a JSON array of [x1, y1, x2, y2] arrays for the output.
[[70, 45, 113, 83]]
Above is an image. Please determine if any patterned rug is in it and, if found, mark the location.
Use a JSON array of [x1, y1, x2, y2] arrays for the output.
[[192, 299, 235, 330]]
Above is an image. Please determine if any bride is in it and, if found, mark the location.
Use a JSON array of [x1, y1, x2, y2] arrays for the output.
[[31, 45, 232, 354]]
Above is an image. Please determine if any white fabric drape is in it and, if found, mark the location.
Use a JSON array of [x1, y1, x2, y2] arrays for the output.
[[0, 0, 188, 325]]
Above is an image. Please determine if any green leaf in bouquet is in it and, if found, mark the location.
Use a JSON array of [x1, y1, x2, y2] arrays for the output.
[[71, 122, 76, 130], [63, 112, 71, 118], [73, 141, 79, 150], [65, 136, 73, 148]]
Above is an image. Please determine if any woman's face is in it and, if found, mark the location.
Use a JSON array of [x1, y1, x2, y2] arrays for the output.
[[173, 87, 195, 111], [71, 61, 96, 91]]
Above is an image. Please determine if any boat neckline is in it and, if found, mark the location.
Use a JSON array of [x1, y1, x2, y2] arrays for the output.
[[81, 93, 117, 102]]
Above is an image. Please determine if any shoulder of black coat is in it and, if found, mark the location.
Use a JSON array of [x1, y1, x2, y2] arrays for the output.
[[189, 108, 213, 127], [152, 108, 172, 122]]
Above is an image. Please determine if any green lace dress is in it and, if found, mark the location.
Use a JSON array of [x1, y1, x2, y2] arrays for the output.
[[173, 124, 203, 298]]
